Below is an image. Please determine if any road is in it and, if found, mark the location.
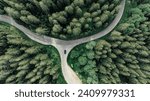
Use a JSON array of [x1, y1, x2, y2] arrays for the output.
[[0, 0, 125, 84]]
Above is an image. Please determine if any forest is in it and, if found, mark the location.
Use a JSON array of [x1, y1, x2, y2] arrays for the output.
[[0, 0, 121, 39], [0, 0, 150, 84]]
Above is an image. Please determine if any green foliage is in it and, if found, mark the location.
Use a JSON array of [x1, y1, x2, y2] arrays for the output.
[[78, 56, 88, 66], [1, 0, 121, 39], [1, 0, 150, 84], [0, 23, 66, 84], [69, 3, 150, 84], [0, 1, 5, 14]]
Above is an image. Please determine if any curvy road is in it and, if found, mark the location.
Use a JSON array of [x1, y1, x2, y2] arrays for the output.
[[0, 0, 125, 84]]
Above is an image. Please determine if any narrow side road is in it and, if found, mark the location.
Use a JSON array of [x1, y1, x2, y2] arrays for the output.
[[0, 0, 125, 84]]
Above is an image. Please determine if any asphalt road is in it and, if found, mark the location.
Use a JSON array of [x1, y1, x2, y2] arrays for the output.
[[0, 0, 125, 84]]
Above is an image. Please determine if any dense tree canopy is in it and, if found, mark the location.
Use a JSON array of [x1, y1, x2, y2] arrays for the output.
[[0, 0, 150, 84], [0, 23, 66, 84], [69, 2, 150, 84], [0, 0, 121, 39]]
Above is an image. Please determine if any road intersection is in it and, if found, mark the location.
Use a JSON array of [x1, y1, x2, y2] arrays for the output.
[[0, 0, 125, 84]]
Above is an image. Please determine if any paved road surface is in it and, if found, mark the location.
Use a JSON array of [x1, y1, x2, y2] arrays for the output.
[[0, 0, 125, 84]]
